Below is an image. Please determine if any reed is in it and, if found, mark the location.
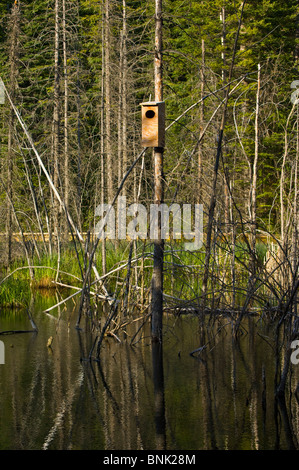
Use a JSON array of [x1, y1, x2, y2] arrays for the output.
[[0, 237, 291, 316]]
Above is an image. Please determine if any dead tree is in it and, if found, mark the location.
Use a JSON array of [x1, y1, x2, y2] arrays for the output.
[[151, 0, 164, 343]]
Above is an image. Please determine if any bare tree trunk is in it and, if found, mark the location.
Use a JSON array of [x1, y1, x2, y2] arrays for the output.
[[101, 13, 106, 275], [122, 0, 128, 193], [151, 0, 164, 343], [62, 0, 69, 243], [118, 30, 123, 193], [220, 7, 226, 84], [250, 63, 260, 276], [295, 6, 299, 66], [280, 104, 296, 246], [53, 0, 61, 250], [6, 1, 20, 266], [230, 175, 236, 309], [32, 158, 52, 255], [0, 177, 34, 279], [220, 7, 230, 229], [117, 0, 128, 202], [105, 0, 113, 204], [280, 101, 296, 292], [76, 51, 82, 232], [7, 107, 13, 266], [197, 39, 205, 204], [292, 104, 299, 315], [201, 1, 246, 312], [22, 153, 48, 255]]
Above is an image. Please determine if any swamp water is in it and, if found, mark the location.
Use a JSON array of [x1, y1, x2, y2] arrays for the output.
[[0, 295, 299, 451]]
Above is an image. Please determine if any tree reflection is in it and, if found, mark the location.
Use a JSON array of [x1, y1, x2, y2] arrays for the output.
[[152, 340, 166, 450]]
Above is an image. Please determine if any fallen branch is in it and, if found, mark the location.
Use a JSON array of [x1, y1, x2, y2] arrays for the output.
[[0, 265, 82, 286], [0, 329, 37, 335], [44, 255, 152, 313]]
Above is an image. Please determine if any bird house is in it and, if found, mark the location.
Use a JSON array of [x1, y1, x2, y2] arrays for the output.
[[140, 101, 165, 148]]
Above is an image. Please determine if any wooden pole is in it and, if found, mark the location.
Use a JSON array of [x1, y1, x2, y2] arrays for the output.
[[151, 0, 164, 342]]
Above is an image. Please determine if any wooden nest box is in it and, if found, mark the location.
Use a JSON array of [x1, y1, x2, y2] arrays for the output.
[[140, 101, 165, 148]]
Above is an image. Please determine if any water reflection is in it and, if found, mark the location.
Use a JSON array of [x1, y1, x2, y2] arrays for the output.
[[0, 300, 299, 450]]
